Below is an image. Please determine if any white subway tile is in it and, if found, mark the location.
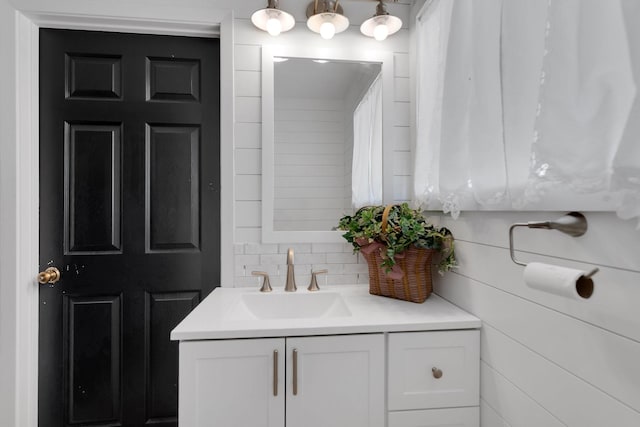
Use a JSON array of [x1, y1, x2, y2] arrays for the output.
[[233, 244, 245, 254], [326, 274, 359, 285], [343, 263, 370, 274], [357, 274, 371, 284], [343, 243, 357, 253], [296, 253, 327, 265], [260, 254, 284, 265], [235, 254, 260, 267], [234, 263, 246, 277], [278, 244, 312, 253], [245, 243, 279, 254], [244, 264, 279, 277], [311, 264, 344, 275], [327, 252, 358, 264], [312, 243, 346, 253], [234, 276, 262, 288]]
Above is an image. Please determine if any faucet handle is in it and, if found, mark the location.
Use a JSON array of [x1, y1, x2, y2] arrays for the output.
[[308, 269, 328, 292], [251, 271, 273, 293]]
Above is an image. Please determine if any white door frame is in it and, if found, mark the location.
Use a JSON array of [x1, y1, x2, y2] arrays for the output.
[[7, 5, 235, 426]]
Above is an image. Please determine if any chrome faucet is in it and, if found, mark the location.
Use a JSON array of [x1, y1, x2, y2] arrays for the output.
[[284, 248, 297, 292]]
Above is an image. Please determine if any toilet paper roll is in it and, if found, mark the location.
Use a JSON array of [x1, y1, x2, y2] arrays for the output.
[[523, 262, 594, 300]]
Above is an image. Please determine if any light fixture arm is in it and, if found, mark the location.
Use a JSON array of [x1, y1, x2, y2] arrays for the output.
[[375, 1, 389, 16], [309, 0, 344, 17]]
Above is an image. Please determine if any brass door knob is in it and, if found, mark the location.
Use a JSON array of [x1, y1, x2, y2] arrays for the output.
[[38, 267, 61, 284]]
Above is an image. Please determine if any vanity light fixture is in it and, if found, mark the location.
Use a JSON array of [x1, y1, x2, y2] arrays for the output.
[[360, 0, 402, 41], [251, 0, 295, 37], [306, 0, 349, 40]]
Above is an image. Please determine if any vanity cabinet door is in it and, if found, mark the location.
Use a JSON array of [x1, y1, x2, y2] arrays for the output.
[[286, 334, 385, 427], [178, 339, 285, 427]]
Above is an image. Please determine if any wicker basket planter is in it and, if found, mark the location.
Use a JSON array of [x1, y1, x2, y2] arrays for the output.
[[361, 245, 434, 303], [337, 203, 456, 304]]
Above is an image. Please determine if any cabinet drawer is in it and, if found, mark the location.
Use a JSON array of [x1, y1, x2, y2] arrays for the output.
[[388, 407, 479, 427], [388, 330, 479, 410]]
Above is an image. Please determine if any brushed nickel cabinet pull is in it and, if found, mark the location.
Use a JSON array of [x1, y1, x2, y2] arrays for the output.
[[273, 350, 278, 396], [292, 348, 298, 396], [432, 367, 443, 379]]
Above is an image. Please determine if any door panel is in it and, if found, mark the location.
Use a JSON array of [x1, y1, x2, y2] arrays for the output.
[[145, 292, 200, 422], [146, 124, 200, 252], [39, 29, 220, 427], [65, 122, 122, 253], [66, 53, 122, 99], [64, 295, 122, 425]]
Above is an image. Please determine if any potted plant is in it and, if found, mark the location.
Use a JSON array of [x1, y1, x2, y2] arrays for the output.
[[337, 203, 456, 302]]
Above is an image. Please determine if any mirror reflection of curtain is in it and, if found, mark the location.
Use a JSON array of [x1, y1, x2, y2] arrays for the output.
[[352, 74, 383, 208], [413, 0, 640, 228]]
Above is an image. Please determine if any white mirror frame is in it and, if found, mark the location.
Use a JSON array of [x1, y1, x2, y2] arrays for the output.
[[261, 45, 394, 243]]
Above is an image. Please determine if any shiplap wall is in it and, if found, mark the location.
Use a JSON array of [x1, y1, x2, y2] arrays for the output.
[[431, 210, 640, 427], [274, 98, 347, 232], [233, 1, 411, 287]]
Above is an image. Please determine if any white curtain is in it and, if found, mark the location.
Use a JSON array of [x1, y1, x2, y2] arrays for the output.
[[413, 0, 640, 228], [352, 74, 383, 208], [414, 0, 506, 219], [529, 0, 636, 198]]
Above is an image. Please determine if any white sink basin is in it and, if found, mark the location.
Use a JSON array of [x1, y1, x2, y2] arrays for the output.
[[228, 291, 352, 320]]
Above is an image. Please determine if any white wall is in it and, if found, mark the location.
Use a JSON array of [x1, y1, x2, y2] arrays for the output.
[[0, 2, 18, 425], [432, 211, 640, 426]]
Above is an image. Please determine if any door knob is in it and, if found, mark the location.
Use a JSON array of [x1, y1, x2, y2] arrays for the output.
[[38, 267, 61, 284]]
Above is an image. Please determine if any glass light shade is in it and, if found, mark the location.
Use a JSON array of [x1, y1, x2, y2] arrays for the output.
[[319, 21, 336, 39], [307, 12, 349, 38], [251, 7, 295, 36], [266, 17, 283, 36], [373, 24, 389, 41], [360, 14, 402, 40]]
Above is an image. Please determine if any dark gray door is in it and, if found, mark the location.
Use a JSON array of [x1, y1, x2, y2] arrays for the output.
[[38, 29, 220, 427]]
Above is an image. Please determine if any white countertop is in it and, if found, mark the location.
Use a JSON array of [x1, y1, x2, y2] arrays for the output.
[[171, 285, 481, 341]]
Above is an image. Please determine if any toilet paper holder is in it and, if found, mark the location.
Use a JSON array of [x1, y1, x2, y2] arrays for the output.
[[509, 212, 599, 277]]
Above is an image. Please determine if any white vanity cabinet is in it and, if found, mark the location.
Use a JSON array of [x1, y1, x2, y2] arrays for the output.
[[178, 333, 385, 427], [387, 330, 480, 426], [171, 286, 482, 427]]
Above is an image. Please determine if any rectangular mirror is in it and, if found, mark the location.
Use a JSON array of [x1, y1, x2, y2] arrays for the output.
[[262, 46, 394, 243]]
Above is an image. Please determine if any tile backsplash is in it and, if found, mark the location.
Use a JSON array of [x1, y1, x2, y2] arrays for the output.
[[233, 243, 370, 288]]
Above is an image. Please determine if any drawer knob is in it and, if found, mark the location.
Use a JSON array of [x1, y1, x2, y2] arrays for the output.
[[432, 367, 443, 379]]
